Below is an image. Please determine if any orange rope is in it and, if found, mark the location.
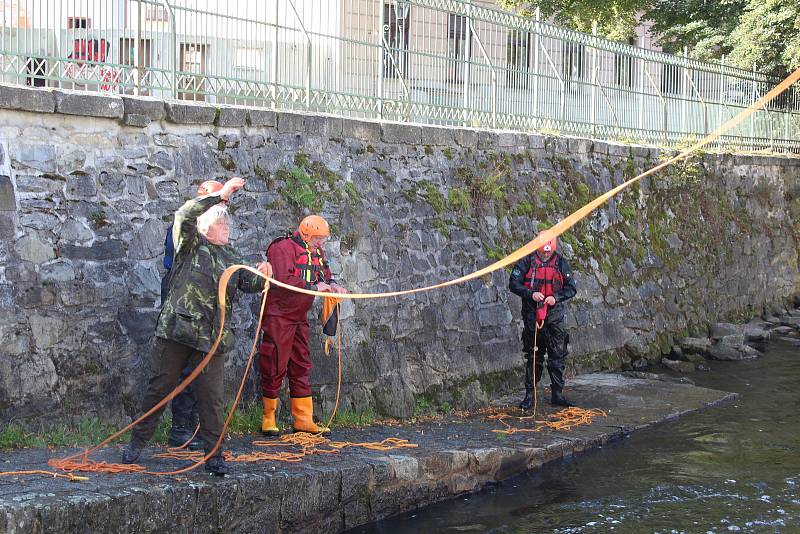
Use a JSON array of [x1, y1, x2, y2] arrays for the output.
[[33, 66, 800, 481], [0, 469, 89, 482], [487, 406, 607, 435]]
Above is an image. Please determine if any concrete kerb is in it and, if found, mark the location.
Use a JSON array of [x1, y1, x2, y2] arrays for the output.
[[0, 83, 55, 114], [0, 374, 739, 533], [54, 89, 123, 119]]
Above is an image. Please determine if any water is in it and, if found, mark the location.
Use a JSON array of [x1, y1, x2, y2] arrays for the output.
[[352, 338, 800, 533]]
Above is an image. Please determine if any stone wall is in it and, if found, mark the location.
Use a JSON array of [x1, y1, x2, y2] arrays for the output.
[[0, 83, 798, 425]]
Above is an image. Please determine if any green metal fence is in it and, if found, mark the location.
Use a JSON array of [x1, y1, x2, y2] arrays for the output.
[[2, 0, 798, 152]]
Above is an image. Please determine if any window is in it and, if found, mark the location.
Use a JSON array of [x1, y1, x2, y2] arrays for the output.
[[179, 43, 207, 101], [448, 13, 469, 82], [383, 2, 410, 78], [614, 38, 636, 88], [661, 63, 681, 95], [561, 41, 585, 85], [67, 17, 90, 29], [235, 47, 264, 71], [506, 29, 531, 88]]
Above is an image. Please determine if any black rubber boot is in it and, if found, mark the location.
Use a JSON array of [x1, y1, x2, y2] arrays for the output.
[[519, 357, 536, 410], [551, 389, 575, 407], [121, 442, 144, 464], [168, 425, 203, 450], [205, 455, 229, 476]]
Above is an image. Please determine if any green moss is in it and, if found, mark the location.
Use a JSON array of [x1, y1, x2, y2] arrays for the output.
[[619, 203, 636, 220], [341, 232, 358, 250], [511, 200, 536, 217], [217, 138, 226, 151], [448, 187, 471, 214], [344, 181, 361, 205], [293, 151, 310, 168], [278, 166, 323, 213], [443, 147, 454, 160], [366, 144, 375, 154], [421, 180, 446, 214], [432, 219, 450, 238], [219, 154, 236, 171], [373, 167, 389, 179], [424, 145, 434, 156], [575, 182, 591, 206]]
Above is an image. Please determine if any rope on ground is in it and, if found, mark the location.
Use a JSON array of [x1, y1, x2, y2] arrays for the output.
[[487, 406, 608, 435]]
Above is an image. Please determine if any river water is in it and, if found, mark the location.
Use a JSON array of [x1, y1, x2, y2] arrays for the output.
[[353, 337, 800, 533]]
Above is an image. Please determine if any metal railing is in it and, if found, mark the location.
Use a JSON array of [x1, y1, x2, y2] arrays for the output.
[[1, 0, 798, 153]]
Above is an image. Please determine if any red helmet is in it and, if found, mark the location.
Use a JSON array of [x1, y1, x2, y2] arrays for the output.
[[536, 231, 558, 255], [196, 180, 223, 196], [298, 215, 330, 241]]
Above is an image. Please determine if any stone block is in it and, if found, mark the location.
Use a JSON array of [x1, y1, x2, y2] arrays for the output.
[[382, 122, 422, 145], [14, 234, 55, 264], [164, 101, 217, 124], [0, 83, 55, 113], [54, 90, 124, 119], [247, 109, 276, 127], [277, 111, 305, 133], [40, 261, 76, 283], [0, 175, 15, 211], [121, 96, 166, 120], [215, 105, 248, 127], [60, 239, 126, 261], [123, 114, 151, 128], [420, 125, 456, 146], [527, 133, 545, 150], [305, 115, 343, 138], [454, 128, 478, 148], [496, 131, 518, 147], [477, 131, 498, 149], [342, 119, 381, 142]]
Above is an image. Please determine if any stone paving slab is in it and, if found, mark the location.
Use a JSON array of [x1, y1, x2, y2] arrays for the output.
[[0, 373, 736, 534]]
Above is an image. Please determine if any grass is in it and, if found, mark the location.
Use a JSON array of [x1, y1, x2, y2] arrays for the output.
[[0, 416, 173, 450]]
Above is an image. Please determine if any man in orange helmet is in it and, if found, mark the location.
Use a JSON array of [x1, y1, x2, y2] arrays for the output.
[[509, 232, 577, 408], [159, 180, 224, 450], [258, 215, 347, 436]]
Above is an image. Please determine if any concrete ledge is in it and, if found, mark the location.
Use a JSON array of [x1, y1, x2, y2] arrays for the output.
[[0, 374, 736, 534], [342, 118, 381, 142], [165, 101, 217, 124], [420, 125, 456, 146], [215, 105, 249, 127], [54, 90, 123, 119], [247, 109, 276, 127], [382, 122, 422, 145], [0, 83, 55, 113], [121, 96, 166, 121]]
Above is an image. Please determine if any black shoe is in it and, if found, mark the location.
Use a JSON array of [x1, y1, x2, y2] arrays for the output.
[[551, 391, 575, 407], [518, 389, 534, 410], [205, 456, 229, 476], [121, 443, 143, 464], [168, 426, 201, 449]]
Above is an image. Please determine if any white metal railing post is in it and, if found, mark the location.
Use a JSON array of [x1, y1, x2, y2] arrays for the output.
[[718, 56, 726, 149], [750, 63, 756, 146], [637, 51, 645, 134], [161, 0, 176, 99], [287, 0, 312, 109], [134, 1, 141, 95], [272, 0, 279, 109], [532, 8, 541, 128], [470, 21, 496, 128], [463, 1, 473, 127], [590, 21, 598, 137], [681, 47, 688, 135], [784, 88, 791, 154], [378, 2, 385, 119]]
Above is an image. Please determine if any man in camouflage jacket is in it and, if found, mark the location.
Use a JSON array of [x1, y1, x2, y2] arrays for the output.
[[123, 177, 271, 475]]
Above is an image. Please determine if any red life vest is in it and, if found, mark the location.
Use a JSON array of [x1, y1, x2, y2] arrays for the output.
[[267, 232, 328, 285], [524, 253, 563, 323], [523, 253, 564, 297]]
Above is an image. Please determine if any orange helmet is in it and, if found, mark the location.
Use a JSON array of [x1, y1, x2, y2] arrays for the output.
[[196, 180, 224, 196], [298, 215, 330, 241], [536, 231, 558, 255]]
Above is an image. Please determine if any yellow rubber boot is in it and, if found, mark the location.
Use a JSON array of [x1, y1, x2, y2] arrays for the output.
[[261, 397, 280, 437], [290, 396, 331, 436]]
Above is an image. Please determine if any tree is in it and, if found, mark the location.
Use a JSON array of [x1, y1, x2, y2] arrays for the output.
[[496, 0, 650, 41], [643, 0, 744, 57], [726, 0, 800, 77]]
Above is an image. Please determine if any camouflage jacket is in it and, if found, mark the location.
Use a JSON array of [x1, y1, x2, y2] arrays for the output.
[[155, 195, 265, 354]]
